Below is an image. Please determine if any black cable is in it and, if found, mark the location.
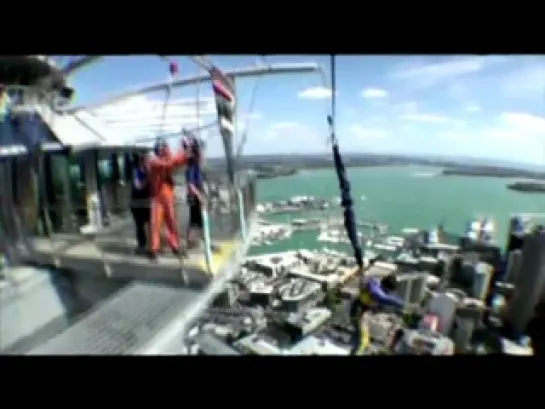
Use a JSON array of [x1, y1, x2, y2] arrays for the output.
[[327, 55, 337, 144], [330, 55, 336, 128]]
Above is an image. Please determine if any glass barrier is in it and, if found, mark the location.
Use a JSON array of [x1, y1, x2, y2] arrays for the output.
[[2, 147, 256, 278], [0, 105, 256, 275]]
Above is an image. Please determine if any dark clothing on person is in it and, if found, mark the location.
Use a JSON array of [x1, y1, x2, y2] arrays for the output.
[[349, 276, 404, 355], [188, 200, 203, 229], [186, 162, 204, 194], [130, 167, 150, 249], [131, 206, 149, 248], [185, 162, 204, 229]]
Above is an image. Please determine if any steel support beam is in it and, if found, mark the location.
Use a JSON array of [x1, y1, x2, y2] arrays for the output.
[[66, 62, 323, 114]]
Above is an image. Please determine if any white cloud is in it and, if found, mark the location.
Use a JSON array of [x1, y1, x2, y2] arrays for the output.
[[391, 56, 506, 89], [501, 60, 545, 99], [499, 112, 545, 135], [464, 103, 481, 113], [297, 86, 333, 100], [268, 121, 303, 131], [84, 94, 264, 159], [435, 110, 545, 164], [87, 95, 218, 141], [237, 120, 325, 155], [361, 87, 388, 99], [235, 112, 262, 131], [439, 112, 545, 145], [369, 115, 386, 123], [343, 107, 358, 116], [449, 112, 545, 159], [480, 128, 522, 142], [396, 101, 419, 114], [400, 113, 453, 123], [439, 131, 468, 142], [263, 121, 320, 141], [347, 125, 389, 139]]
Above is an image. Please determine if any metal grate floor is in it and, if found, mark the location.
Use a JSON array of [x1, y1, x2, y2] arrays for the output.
[[28, 283, 198, 355]]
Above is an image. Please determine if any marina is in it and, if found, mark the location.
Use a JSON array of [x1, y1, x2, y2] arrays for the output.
[[251, 220, 292, 247], [256, 195, 331, 215], [182, 213, 544, 355]]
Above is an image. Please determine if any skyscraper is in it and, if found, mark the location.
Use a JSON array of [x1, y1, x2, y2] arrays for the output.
[[471, 262, 493, 301], [505, 230, 545, 336], [505, 250, 522, 284], [506, 216, 525, 253]]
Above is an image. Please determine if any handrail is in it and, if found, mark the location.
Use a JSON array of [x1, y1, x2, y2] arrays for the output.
[[3, 168, 256, 270]]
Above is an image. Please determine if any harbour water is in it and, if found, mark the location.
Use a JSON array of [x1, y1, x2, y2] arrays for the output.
[[249, 166, 545, 256]]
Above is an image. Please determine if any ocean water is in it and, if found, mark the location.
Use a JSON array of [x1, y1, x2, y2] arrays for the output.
[[249, 166, 545, 256]]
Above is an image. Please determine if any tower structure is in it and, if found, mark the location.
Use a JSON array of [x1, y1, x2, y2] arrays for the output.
[[505, 230, 545, 336], [506, 216, 525, 253]]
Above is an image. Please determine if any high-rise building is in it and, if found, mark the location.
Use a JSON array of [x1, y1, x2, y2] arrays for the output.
[[395, 274, 411, 304], [427, 293, 458, 335], [505, 230, 545, 336], [506, 216, 525, 252], [505, 249, 522, 284], [471, 262, 493, 301], [452, 316, 475, 352], [409, 273, 429, 305], [396, 273, 426, 305]]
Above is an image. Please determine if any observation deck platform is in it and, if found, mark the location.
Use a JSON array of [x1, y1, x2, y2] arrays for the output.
[[23, 213, 255, 288]]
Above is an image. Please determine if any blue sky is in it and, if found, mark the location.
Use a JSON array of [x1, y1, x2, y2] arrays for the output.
[[67, 55, 545, 165]]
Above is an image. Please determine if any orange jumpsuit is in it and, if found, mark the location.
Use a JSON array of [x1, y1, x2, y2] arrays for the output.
[[147, 150, 188, 254]]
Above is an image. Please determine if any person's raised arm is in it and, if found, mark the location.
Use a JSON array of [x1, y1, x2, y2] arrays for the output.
[[148, 150, 189, 171], [368, 280, 404, 309]]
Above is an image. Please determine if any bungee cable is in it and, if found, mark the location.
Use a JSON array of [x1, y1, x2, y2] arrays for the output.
[[328, 55, 364, 270], [157, 57, 180, 142]]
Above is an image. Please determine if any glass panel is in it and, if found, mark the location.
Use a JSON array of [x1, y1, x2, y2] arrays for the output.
[[47, 153, 77, 233], [68, 154, 88, 227]]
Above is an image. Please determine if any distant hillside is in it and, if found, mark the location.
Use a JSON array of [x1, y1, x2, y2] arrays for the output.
[[442, 167, 545, 180], [205, 153, 545, 178]]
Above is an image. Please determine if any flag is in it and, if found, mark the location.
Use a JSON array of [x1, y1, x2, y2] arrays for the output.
[[210, 66, 236, 185]]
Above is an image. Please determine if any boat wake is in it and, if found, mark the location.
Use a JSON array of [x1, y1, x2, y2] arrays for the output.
[[412, 171, 439, 178]]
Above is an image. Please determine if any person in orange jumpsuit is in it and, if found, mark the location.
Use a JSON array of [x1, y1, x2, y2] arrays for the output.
[[147, 139, 189, 260]]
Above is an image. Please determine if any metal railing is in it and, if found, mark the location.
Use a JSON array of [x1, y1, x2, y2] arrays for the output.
[[1, 169, 257, 277]]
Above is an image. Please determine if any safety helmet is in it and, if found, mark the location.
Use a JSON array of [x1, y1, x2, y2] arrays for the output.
[[154, 139, 168, 156]]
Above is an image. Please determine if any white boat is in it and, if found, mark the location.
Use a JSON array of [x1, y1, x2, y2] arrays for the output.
[[402, 227, 420, 235], [317, 228, 363, 245], [464, 216, 496, 243]]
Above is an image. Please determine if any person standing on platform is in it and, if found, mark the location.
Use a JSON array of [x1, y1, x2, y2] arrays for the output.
[[147, 139, 189, 260], [183, 135, 206, 249], [130, 153, 150, 253]]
